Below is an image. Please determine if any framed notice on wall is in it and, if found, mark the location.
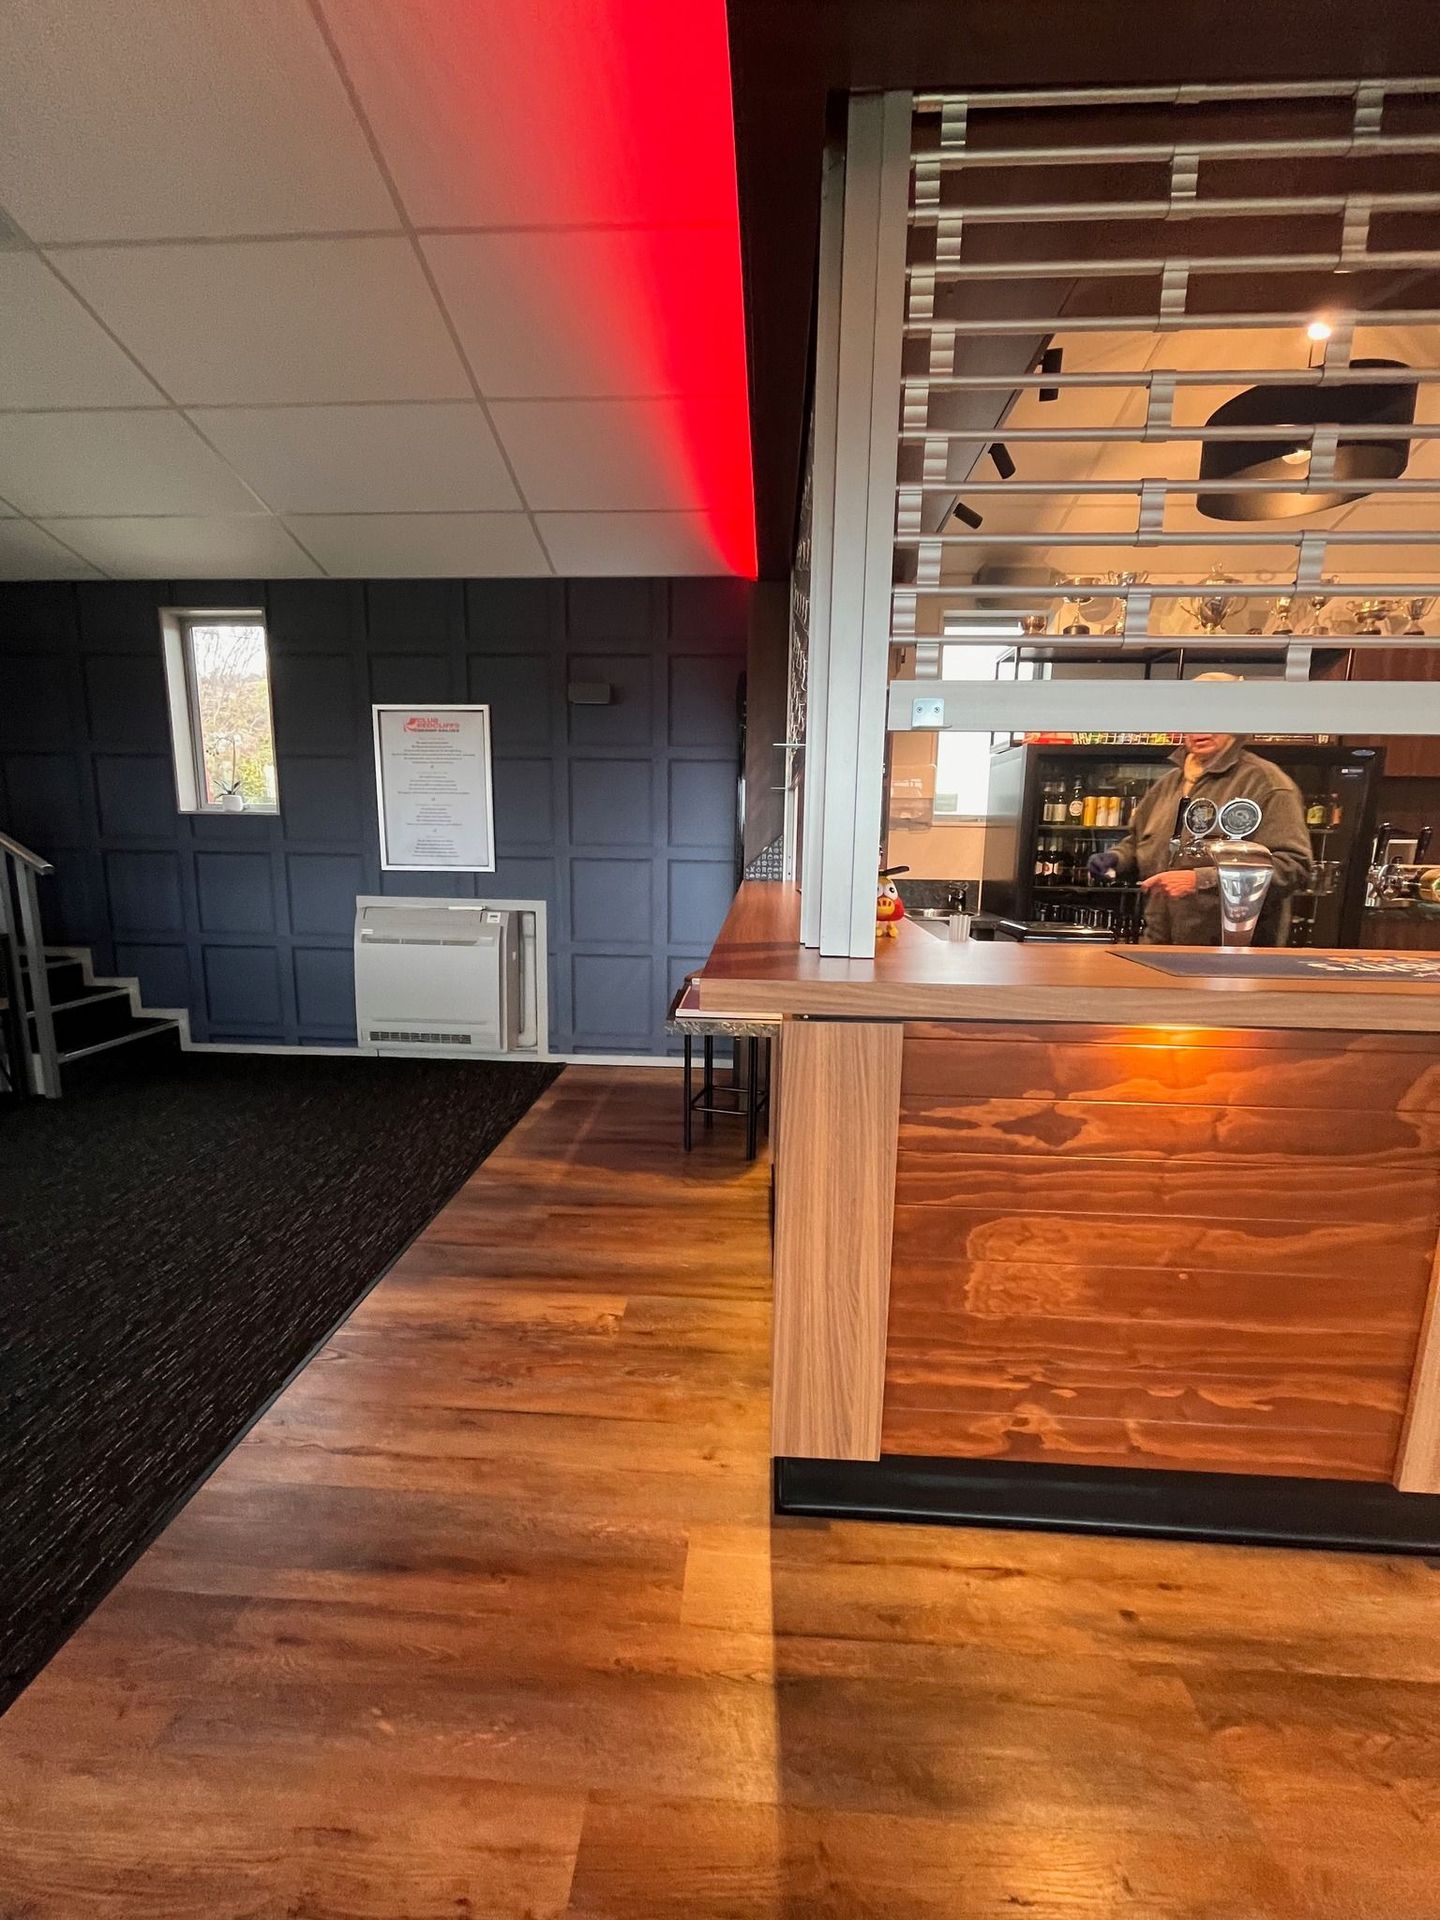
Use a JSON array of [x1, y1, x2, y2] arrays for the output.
[[372, 704, 496, 872]]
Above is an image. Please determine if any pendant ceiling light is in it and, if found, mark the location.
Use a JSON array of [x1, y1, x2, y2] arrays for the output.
[[1196, 359, 1416, 522]]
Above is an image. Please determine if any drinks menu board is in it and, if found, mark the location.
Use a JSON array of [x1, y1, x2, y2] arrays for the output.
[[372, 704, 496, 872]]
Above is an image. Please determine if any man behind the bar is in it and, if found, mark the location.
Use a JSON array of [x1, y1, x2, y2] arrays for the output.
[[1090, 675, 1312, 945]]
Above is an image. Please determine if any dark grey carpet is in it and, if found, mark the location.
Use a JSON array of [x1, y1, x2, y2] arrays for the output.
[[0, 1046, 559, 1715]]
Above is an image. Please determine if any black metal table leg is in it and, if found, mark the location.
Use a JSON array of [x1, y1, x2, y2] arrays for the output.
[[682, 1030, 693, 1150], [702, 1034, 715, 1130], [745, 1035, 759, 1159]]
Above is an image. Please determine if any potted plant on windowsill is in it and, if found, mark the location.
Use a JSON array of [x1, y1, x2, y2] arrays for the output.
[[211, 736, 246, 813]]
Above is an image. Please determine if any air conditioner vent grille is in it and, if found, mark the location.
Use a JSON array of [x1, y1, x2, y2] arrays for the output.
[[369, 1029, 473, 1045]]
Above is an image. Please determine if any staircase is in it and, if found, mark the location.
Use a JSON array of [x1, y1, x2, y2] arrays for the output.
[[2, 832, 186, 1098]]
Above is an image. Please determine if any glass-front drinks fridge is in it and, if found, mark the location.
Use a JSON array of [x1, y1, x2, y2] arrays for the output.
[[980, 739, 1382, 946]]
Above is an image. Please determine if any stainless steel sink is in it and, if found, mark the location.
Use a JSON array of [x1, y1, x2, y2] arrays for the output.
[[908, 907, 960, 939]]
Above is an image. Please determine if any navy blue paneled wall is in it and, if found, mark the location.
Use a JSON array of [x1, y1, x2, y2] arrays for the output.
[[0, 576, 747, 1052]]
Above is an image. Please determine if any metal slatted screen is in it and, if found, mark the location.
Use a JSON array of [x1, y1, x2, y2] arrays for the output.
[[895, 78, 1440, 657]]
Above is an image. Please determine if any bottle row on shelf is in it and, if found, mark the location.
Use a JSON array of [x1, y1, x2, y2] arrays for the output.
[[1039, 780, 1347, 835], [1040, 777, 1145, 829], [1030, 900, 1146, 941], [1033, 834, 1130, 886]]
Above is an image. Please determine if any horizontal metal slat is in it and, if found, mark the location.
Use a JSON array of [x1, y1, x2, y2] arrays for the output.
[[893, 479, 1440, 496], [919, 135, 1440, 170], [902, 634, 1434, 655], [914, 249, 1440, 281], [909, 191, 1440, 226], [898, 424, 1440, 443], [913, 80, 1438, 111], [906, 308, 1440, 336], [895, 581, 1440, 599], [904, 369, 1440, 392], [894, 530, 1440, 549]]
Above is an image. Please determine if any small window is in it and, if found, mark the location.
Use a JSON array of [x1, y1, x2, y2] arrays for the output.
[[160, 609, 279, 814]]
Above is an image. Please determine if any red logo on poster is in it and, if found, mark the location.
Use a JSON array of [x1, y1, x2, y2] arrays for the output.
[[404, 715, 460, 733]]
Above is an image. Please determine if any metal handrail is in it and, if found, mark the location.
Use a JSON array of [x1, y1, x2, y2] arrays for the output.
[[0, 832, 60, 1097], [0, 831, 54, 875]]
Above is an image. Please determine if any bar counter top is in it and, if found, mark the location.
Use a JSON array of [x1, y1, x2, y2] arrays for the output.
[[697, 882, 1440, 1033]]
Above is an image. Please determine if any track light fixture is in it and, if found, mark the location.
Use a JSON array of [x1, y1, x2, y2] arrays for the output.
[[944, 497, 984, 531], [1038, 347, 1063, 402], [988, 441, 1016, 480]]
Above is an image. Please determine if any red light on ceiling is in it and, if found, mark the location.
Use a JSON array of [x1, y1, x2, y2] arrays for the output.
[[509, 0, 756, 577], [612, 0, 756, 577], [326, 0, 757, 576]]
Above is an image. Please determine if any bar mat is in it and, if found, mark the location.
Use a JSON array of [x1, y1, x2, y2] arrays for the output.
[[1112, 949, 1440, 982]]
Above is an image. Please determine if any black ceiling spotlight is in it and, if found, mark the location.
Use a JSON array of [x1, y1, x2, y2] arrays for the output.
[[943, 496, 984, 530], [988, 441, 1017, 480], [1037, 347, 1063, 402], [1196, 359, 1416, 522]]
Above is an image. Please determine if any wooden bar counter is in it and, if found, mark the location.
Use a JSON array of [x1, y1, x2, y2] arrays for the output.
[[697, 883, 1440, 1546]]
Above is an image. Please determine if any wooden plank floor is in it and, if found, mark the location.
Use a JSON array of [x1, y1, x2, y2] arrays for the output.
[[3, 1066, 1440, 1917]]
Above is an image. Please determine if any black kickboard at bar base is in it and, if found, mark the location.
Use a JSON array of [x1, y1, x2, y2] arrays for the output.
[[775, 1456, 1440, 1555]]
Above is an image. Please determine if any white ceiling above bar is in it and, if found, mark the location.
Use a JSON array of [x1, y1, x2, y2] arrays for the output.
[[0, 0, 743, 579]]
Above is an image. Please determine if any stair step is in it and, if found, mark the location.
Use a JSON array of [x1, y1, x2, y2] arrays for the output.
[[35, 985, 136, 1055], [58, 1016, 181, 1067], [24, 958, 89, 1009]]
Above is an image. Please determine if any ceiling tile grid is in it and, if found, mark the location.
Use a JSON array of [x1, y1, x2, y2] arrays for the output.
[[0, 1, 754, 580]]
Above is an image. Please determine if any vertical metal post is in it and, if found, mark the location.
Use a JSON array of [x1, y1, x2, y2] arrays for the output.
[[15, 863, 60, 1098], [798, 140, 847, 946], [0, 857, 33, 1096], [808, 92, 912, 958]]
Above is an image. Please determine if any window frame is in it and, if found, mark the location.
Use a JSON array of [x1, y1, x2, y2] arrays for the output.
[[159, 606, 280, 816]]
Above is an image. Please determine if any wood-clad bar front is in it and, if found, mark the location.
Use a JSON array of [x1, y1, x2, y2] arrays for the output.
[[699, 883, 1440, 1547]]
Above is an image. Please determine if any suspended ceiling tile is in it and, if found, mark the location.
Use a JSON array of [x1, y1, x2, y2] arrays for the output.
[[0, 412, 260, 516], [56, 239, 471, 405], [41, 516, 320, 579], [0, 0, 395, 242], [189, 403, 520, 513], [536, 511, 725, 576], [422, 227, 745, 400], [283, 512, 548, 577], [322, 0, 739, 229], [0, 255, 162, 408], [489, 398, 706, 512], [0, 519, 102, 580]]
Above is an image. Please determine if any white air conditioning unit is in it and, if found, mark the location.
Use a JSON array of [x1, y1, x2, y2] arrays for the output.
[[355, 902, 521, 1056]]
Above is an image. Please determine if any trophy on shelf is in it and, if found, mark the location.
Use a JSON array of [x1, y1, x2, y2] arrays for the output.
[[1209, 797, 1275, 948], [1348, 597, 1396, 636], [1299, 594, 1332, 635], [1180, 567, 1243, 637], [1059, 570, 1146, 637], [1267, 593, 1297, 635], [1056, 576, 1106, 636], [1402, 596, 1436, 635]]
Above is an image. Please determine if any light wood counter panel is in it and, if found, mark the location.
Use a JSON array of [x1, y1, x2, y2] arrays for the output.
[[1396, 1243, 1440, 1493], [698, 882, 1440, 1033], [771, 1020, 903, 1459]]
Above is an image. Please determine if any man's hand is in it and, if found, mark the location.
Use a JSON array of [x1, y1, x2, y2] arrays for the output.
[[1140, 869, 1199, 900]]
